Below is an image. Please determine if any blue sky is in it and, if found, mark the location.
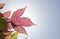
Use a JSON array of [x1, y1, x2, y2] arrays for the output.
[[0, 0, 60, 39]]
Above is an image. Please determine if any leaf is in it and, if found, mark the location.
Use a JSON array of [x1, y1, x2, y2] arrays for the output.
[[0, 18, 7, 30], [11, 21, 17, 28], [11, 32, 18, 39], [11, 18, 21, 25], [12, 7, 26, 18], [20, 17, 35, 27], [14, 26, 27, 35], [3, 11, 11, 19], [11, 17, 35, 26], [7, 23, 12, 30]]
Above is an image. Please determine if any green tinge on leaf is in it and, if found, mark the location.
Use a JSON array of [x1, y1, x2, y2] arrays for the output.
[[0, 18, 7, 30], [11, 32, 18, 39]]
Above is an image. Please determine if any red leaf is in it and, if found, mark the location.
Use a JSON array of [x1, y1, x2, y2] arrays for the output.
[[20, 17, 34, 27], [3, 11, 11, 19], [7, 23, 12, 30], [12, 7, 26, 18], [11, 18, 21, 25], [14, 26, 27, 35], [11, 17, 34, 27]]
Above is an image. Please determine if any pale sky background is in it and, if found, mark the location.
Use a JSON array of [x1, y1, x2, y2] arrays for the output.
[[0, 0, 60, 39]]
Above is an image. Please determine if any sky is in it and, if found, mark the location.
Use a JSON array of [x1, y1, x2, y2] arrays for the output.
[[0, 0, 60, 39]]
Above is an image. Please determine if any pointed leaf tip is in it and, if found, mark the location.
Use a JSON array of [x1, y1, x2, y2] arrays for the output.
[[12, 7, 26, 18], [20, 17, 35, 27]]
